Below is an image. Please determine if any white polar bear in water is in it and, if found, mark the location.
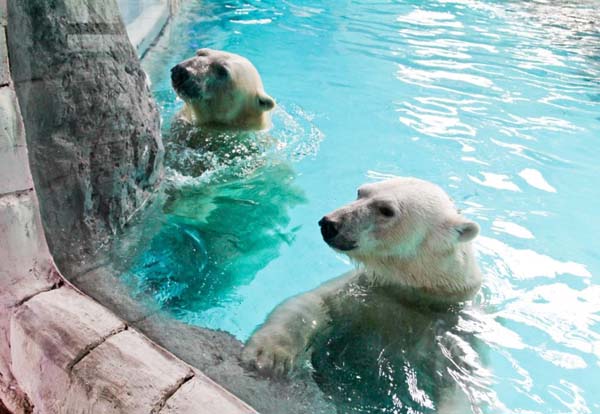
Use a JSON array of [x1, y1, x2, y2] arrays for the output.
[[243, 177, 486, 413], [168, 49, 277, 176], [171, 48, 275, 131]]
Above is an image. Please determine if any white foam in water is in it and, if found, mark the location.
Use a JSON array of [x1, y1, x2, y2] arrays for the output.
[[396, 10, 464, 29], [492, 219, 535, 239], [519, 168, 557, 193], [161, 104, 324, 190], [468, 172, 522, 192]]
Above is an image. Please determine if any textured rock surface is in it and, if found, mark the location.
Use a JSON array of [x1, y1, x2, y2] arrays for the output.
[[0, 0, 5, 28], [0, 88, 33, 196], [0, 12, 58, 409], [10, 287, 126, 413], [0, 190, 59, 414], [161, 374, 255, 414], [1, 2, 260, 412], [0, 90, 59, 411], [7, 0, 164, 270], [72, 262, 334, 413], [6, 280, 259, 414], [0, 27, 8, 86], [71, 261, 160, 323], [67, 329, 192, 414], [0, 192, 59, 308], [136, 314, 336, 414]]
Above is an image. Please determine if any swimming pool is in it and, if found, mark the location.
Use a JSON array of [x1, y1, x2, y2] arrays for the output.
[[131, 0, 600, 412]]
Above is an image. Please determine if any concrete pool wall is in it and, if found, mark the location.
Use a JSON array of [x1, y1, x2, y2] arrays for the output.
[[0, 1, 255, 412], [117, 0, 180, 56]]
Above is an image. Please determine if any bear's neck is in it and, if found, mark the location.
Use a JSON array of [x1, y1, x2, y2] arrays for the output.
[[184, 104, 271, 131], [358, 242, 482, 305]]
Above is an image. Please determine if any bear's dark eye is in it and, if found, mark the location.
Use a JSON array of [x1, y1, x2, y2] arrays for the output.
[[213, 63, 229, 79], [378, 206, 395, 217]]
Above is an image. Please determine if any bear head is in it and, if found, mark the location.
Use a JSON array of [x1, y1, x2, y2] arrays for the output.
[[319, 177, 481, 301], [171, 48, 275, 130]]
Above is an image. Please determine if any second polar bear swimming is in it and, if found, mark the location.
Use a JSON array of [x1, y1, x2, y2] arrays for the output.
[[243, 177, 489, 413], [171, 48, 275, 131], [168, 48, 278, 176]]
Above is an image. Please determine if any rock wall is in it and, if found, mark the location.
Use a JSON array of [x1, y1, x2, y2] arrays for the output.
[[0, 3, 257, 412], [7, 0, 164, 271], [0, 1, 260, 412]]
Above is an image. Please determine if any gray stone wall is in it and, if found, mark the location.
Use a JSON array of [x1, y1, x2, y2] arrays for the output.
[[7, 0, 164, 271], [0, 2, 257, 413]]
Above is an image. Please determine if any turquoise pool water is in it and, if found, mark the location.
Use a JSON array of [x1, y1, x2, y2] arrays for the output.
[[133, 0, 600, 412]]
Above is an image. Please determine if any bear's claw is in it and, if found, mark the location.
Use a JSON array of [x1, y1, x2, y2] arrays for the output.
[[242, 333, 299, 377]]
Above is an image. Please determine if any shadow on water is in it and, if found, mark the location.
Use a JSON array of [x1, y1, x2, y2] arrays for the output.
[[111, 110, 308, 315], [309, 287, 497, 414], [113, 160, 306, 316]]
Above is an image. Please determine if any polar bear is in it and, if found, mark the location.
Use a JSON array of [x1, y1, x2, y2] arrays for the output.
[[243, 177, 486, 413], [170, 48, 275, 131], [168, 49, 276, 176]]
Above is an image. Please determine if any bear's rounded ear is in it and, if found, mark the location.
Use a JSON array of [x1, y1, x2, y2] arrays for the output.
[[196, 48, 211, 56], [257, 93, 275, 111], [451, 218, 479, 243]]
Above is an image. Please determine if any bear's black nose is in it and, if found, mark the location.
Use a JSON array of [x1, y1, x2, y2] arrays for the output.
[[319, 216, 339, 241], [171, 64, 189, 87]]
